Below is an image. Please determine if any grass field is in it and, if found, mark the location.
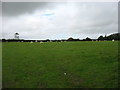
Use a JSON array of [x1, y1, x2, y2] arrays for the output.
[[2, 41, 118, 88]]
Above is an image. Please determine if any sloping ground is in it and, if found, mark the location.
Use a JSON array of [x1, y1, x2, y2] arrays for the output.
[[2, 41, 118, 88]]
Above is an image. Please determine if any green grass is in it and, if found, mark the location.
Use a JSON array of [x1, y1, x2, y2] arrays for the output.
[[2, 41, 118, 88]]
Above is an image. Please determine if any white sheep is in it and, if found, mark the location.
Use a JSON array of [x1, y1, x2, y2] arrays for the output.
[[30, 41, 33, 43]]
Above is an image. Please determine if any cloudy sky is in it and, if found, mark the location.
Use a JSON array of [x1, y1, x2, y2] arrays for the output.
[[2, 2, 118, 40]]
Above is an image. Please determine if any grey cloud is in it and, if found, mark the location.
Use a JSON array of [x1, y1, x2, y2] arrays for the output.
[[2, 2, 54, 17], [68, 2, 118, 35], [2, 2, 118, 39]]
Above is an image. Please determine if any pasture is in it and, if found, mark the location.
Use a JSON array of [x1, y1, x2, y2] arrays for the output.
[[2, 41, 118, 88]]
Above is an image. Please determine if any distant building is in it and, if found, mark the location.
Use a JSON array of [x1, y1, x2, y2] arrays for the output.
[[14, 33, 19, 39]]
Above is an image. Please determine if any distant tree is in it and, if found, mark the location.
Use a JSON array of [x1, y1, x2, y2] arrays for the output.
[[67, 37, 80, 41], [75, 38, 80, 41], [104, 34, 108, 40], [46, 39, 50, 42], [67, 37, 74, 41], [98, 35, 104, 41], [85, 37, 92, 41], [107, 33, 120, 40]]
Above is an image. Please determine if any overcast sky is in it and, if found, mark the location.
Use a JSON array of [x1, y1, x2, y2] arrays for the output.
[[2, 2, 118, 40]]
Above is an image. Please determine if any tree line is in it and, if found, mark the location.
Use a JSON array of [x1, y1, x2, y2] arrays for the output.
[[1, 33, 120, 42]]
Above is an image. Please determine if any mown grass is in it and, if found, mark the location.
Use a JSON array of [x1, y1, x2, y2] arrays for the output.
[[2, 41, 118, 88]]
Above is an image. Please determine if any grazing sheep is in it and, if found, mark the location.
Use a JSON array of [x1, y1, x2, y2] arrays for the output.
[[30, 41, 33, 43], [112, 39, 115, 41], [64, 73, 67, 75], [40, 42, 43, 43]]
